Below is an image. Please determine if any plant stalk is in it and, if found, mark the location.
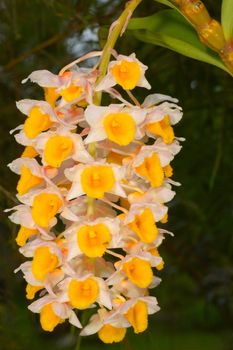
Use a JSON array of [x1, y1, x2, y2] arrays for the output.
[[94, 0, 142, 105], [75, 332, 82, 350], [74, 2, 142, 349], [168, 0, 233, 75]]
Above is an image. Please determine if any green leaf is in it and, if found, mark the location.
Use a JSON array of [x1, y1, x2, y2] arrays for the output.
[[153, 0, 178, 10], [128, 10, 230, 73], [221, 0, 233, 40], [153, 0, 189, 21]]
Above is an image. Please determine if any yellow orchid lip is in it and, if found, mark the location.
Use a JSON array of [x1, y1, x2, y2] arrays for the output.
[[146, 115, 175, 144], [135, 152, 164, 187], [44, 87, 59, 107], [77, 223, 111, 257], [21, 146, 38, 158], [125, 300, 148, 334], [81, 165, 115, 198], [123, 257, 153, 288], [150, 248, 165, 271], [31, 192, 62, 228], [32, 246, 59, 281], [15, 226, 38, 247], [111, 59, 141, 90], [24, 106, 53, 139], [44, 135, 73, 168], [17, 165, 43, 195], [60, 84, 83, 102], [26, 284, 43, 300], [68, 277, 99, 309], [128, 208, 158, 243], [40, 303, 63, 332], [98, 324, 126, 344], [103, 112, 136, 146]]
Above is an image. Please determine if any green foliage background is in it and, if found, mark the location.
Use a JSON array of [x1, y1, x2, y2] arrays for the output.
[[0, 0, 232, 349]]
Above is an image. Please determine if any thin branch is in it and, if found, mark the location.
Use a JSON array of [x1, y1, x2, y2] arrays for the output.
[[0, 185, 18, 204], [3, 33, 65, 71], [94, 0, 143, 105], [3, 21, 81, 72]]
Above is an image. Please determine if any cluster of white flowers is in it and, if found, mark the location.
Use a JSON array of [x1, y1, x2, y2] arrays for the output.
[[7, 51, 183, 343]]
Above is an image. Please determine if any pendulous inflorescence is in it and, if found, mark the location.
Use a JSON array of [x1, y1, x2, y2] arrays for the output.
[[7, 50, 183, 344]]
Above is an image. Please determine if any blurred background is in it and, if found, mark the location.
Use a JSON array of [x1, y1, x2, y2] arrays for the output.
[[0, 0, 232, 349]]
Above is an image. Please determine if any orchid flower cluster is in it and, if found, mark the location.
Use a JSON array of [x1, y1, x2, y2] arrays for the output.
[[7, 51, 183, 344]]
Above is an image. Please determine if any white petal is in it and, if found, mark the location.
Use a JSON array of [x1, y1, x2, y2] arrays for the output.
[[64, 164, 82, 182], [80, 314, 102, 336], [52, 302, 69, 318], [10, 124, 23, 134], [71, 134, 93, 162], [66, 181, 84, 200], [151, 186, 175, 203], [140, 296, 160, 314], [95, 74, 115, 91], [96, 278, 112, 310], [8, 205, 35, 228], [138, 74, 151, 89], [69, 310, 82, 328], [22, 70, 61, 87], [149, 276, 162, 288], [84, 127, 106, 144], [85, 105, 109, 126], [60, 207, 80, 222], [8, 158, 43, 178], [143, 93, 178, 107], [128, 106, 147, 125], [16, 99, 55, 119], [14, 130, 35, 147], [107, 314, 130, 328], [28, 295, 53, 313]]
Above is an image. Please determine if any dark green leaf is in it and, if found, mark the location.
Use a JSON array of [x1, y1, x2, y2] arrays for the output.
[[128, 10, 229, 73], [153, 0, 188, 20], [153, 0, 178, 11]]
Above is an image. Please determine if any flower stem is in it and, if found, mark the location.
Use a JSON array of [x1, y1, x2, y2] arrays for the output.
[[126, 90, 141, 106], [94, 0, 142, 105], [74, 332, 82, 350], [87, 0, 142, 219]]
